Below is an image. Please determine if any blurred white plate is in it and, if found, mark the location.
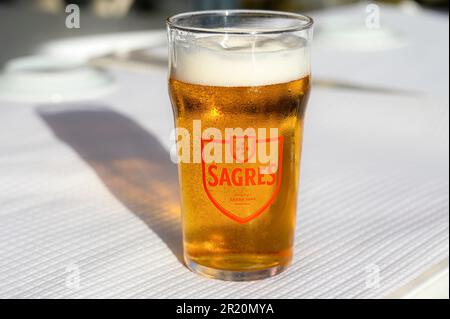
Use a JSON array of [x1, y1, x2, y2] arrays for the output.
[[38, 30, 166, 62], [314, 18, 408, 51], [0, 56, 116, 103]]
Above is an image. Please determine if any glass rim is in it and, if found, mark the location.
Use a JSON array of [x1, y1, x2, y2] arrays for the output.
[[166, 10, 314, 35]]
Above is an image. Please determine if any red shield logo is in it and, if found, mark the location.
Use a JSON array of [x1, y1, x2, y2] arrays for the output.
[[201, 135, 283, 224]]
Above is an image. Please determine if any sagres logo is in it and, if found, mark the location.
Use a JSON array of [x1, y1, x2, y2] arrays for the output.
[[172, 120, 282, 223]]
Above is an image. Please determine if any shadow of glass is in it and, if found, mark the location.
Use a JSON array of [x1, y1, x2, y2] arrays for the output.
[[37, 105, 183, 264]]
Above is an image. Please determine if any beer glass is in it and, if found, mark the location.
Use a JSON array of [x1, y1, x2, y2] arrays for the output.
[[167, 10, 313, 281]]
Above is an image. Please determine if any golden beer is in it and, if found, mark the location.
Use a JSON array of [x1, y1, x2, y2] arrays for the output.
[[169, 77, 310, 274], [167, 10, 313, 280]]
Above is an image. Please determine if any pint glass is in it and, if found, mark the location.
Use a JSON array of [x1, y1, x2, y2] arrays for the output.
[[167, 10, 313, 280]]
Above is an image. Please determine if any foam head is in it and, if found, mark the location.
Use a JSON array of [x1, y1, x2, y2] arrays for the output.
[[170, 34, 310, 87]]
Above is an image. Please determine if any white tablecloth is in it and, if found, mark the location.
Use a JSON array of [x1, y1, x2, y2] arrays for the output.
[[0, 4, 448, 298]]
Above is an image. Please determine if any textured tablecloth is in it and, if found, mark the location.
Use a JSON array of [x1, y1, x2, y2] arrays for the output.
[[0, 4, 448, 298]]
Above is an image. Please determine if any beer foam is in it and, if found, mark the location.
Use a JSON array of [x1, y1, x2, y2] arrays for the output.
[[170, 34, 310, 87]]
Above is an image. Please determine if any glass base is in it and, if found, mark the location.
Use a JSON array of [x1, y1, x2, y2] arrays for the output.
[[186, 259, 289, 281]]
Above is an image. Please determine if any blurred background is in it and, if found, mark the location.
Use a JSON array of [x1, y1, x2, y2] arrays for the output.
[[0, 0, 448, 67]]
